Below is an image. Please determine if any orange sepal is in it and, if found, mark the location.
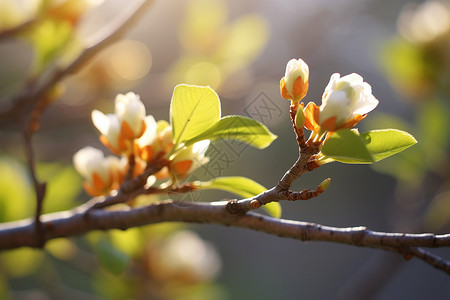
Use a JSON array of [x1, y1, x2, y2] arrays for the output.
[[121, 121, 136, 140], [171, 160, 193, 176], [99, 135, 121, 155], [137, 145, 154, 162], [320, 116, 338, 132], [121, 120, 146, 140], [92, 172, 107, 191], [303, 102, 321, 131], [280, 78, 292, 100], [338, 114, 366, 130], [155, 167, 170, 180], [292, 77, 308, 101], [117, 134, 130, 153], [83, 181, 104, 197]]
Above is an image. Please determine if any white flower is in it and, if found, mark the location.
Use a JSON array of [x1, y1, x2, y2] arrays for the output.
[[318, 73, 378, 131], [170, 140, 210, 178], [280, 58, 309, 101], [73, 146, 120, 196], [115, 92, 146, 139]]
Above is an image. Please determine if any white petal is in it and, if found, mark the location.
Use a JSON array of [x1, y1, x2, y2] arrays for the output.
[[285, 58, 309, 95], [73, 146, 105, 179], [115, 92, 146, 136], [192, 140, 210, 156], [137, 115, 158, 146], [91, 110, 109, 135]]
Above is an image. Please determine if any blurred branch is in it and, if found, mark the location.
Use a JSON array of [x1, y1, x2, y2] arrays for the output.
[[0, 19, 37, 41], [0, 200, 449, 274], [0, 0, 154, 121]]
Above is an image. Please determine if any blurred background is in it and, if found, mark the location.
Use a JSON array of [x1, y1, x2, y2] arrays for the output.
[[1, 0, 450, 299]]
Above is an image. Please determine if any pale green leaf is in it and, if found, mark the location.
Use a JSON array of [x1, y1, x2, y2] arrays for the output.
[[322, 129, 373, 164], [263, 202, 282, 219], [199, 176, 265, 198], [198, 176, 281, 218], [96, 238, 130, 275], [170, 84, 221, 148], [360, 129, 417, 162], [184, 115, 277, 149]]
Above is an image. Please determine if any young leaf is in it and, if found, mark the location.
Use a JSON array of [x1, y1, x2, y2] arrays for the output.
[[170, 85, 221, 148], [183, 115, 277, 149], [198, 176, 281, 218], [96, 238, 130, 275], [262, 202, 282, 219], [360, 129, 417, 162], [199, 176, 265, 198], [322, 129, 373, 164]]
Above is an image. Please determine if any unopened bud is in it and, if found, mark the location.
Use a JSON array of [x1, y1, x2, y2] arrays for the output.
[[280, 58, 309, 102], [318, 178, 331, 192], [294, 104, 305, 129]]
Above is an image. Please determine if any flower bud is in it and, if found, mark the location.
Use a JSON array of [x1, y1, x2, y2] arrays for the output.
[[280, 58, 309, 102], [115, 92, 146, 140], [73, 146, 121, 196], [169, 140, 210, 179], [294, 104, 305, 129], [304, 73, 379, 132], [318, 178, 331, 192]]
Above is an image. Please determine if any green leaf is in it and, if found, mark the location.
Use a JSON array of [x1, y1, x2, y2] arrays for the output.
[[198, 176, 281, 218], [183, 115, 277, 149], [199, 176, 265, 198], [322, 129, 373, 164], [262, 202, 282, 219], [170, 84, 221, 148], [360, 129, 417, 162], [96, 238, 130, 275]]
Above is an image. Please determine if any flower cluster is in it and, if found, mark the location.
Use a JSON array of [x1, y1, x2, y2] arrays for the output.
[[280, 58, 379, 142], [73, 92, 210, 196]]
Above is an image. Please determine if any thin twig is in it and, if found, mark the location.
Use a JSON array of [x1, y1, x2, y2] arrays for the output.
[[22, 93, 54, 247], [0, 0, 154, 121], [23, 129, 47, 247]]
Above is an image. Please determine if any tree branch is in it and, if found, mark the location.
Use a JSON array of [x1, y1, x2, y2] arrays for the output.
[[0, 200, 449, 274], [0, 0, 154, 120]]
